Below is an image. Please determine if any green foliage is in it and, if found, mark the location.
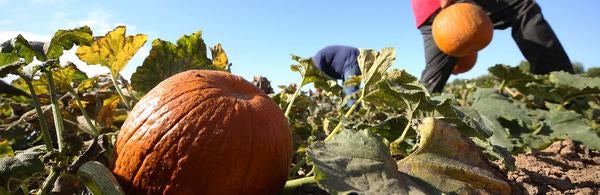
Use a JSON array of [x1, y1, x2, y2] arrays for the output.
[[307, 129, 433, 194], [46, 26, 93, 59], [130, 31, 225, 93], [0, 146, 45, 191], [2, 24, 599, 195], [445, 64, 600, 151], [290, 54, 342, 96], [76, 26, 146, 76]]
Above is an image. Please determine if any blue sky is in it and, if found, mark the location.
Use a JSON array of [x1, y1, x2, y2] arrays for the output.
[[1, 0, 598, 87]]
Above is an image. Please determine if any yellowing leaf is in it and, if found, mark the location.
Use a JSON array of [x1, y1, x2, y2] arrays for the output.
[[96, 95, 120, 128], [210, 43, 229, 71], [76, 26, 147, 75]]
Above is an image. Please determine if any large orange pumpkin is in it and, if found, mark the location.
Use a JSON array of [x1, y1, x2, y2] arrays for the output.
[[432, 3, 493, 57], [452, 53, 477, 75], [112, 70, 293, 194]]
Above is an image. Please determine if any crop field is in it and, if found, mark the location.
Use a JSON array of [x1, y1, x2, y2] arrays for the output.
[[1, 26, 599, 194]]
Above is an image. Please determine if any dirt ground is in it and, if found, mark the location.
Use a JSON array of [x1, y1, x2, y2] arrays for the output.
[[507, 139, 600, 194]]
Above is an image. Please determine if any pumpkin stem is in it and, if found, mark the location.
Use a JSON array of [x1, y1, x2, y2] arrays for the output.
[[20, 72, 54, 152], [325, 96, 363, 141], [110, 72, 132, 111], [284, 84, 303, 120], [283, 176, 317, 192]]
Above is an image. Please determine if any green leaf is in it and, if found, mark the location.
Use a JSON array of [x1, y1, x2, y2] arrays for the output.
[[307, 129, 432, 194], [488, 64, 535, 88], [12, 63, 88, 95], [469, 88, 533, 150], [363, 69, 428, 110], [46, 26, 93, 59], [358, 48, 395, 96], [0, 145, 45, 188], [289, 54, 342, 96], [433, 96, 493, 138], [130, 31, 216, 93], [0, 35, 46, 64], [0, 58, 21, 78], [76, 26, 147, 76], [50, 63, 88, 92], [546, 110, 600, 150], [397, 118, 512, 194], [549, 71, 600, 90]]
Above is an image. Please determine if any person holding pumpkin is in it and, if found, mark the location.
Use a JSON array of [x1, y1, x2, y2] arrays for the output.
[[312, 45, 362, 106], [412, 0, 575, 93]]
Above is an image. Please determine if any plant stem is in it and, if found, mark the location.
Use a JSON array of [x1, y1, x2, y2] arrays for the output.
[[46, 71, 66, 154], [283, 176, 317, 191], [288, 158, 307, 179], [21, 76, 54, 151], [69, 89, 99, 136], [391, 99, 420, 146], [325, 96, 363, 141], [110, 73, 131, 111], [498, 80, 507, 93], [39, 168, 60, 195], [391, 117, 413, 147], [284, 84, 303, 120]]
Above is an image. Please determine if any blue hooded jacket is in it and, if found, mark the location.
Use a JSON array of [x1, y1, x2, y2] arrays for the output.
[[312, 45, 360, 80]]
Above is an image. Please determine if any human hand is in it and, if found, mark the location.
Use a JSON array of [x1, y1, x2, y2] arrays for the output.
[[440, 0, 455, 8]]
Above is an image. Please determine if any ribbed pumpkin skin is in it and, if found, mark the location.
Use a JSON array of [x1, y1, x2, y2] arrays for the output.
[[112, 70, 293, 195], [452, 53, 477, 75], [433, 3, 493, 57]]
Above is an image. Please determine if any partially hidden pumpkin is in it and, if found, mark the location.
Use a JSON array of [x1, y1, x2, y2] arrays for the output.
[[432, 3, 493, 57], [452, 53, 477, 75], [112, 70, 293, 194]]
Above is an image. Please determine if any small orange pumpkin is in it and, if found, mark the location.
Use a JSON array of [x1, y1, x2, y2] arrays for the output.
[[452, 53, 477, 75], [433, 3, 493, 57], [112, 70, 293, 194]]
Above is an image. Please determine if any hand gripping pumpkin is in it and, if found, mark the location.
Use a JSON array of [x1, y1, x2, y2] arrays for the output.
[[433, 3, 493, 57], [112, 70, 293, 194], [452, 53, 477, 75]]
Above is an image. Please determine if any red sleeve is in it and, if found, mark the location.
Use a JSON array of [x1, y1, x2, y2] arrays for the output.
[[411, 0, 441, 28]]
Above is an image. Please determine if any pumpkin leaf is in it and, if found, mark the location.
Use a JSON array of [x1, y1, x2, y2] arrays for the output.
[[0, 145, 45, 189], [549, 71, 600, 90], [307, 129, 434, 194], [96, 95, 120, 128], [12, 63, 88, 95], [468, 88, 533, 150], [209, 43, 230, 71], [397, 118, 511, 194], [358, 47, 395, 97], [488, 64, 535, 88], [290, 54, 342, 96], [0, 59, 22, 78], [545, 110, 600, 150], [49, 63, 88, 92], [0, 35, 46, 64], [130, 31, 217, 93], [46, 26, 93, 59], [76, 26, 147, 76]]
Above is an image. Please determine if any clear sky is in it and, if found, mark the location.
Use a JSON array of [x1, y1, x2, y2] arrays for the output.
[[1, 0, 598, 87]]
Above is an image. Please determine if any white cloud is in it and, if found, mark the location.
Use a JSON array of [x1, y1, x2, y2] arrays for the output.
[[0, 31, 50, 42], [61, 10, 136, 35], [59, 46, 111, 77]]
